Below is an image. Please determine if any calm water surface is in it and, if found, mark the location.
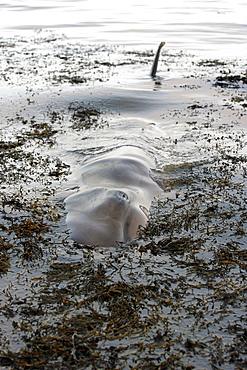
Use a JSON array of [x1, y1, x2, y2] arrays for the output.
[[1, 0, 247, 57]]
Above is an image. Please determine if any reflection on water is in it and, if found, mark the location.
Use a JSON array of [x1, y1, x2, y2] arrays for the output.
[[0, 38, 246, 170], [1, 0, 247, 57]]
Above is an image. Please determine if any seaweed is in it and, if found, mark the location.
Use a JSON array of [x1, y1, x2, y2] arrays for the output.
[[0, 38, 247, 370], [197, 59, 227, 67], [68, 102, 107, 130], [214, 74, 247, 88]]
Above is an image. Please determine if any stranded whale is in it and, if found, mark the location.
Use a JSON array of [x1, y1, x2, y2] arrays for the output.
[[65, 43, 165, 246], [65, 146, 162, 246]]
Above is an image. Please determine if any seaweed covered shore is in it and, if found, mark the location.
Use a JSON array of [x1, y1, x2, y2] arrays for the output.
[[0, 34, 247, 369]]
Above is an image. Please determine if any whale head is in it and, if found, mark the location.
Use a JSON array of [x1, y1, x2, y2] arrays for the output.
[[65, 187, 148, 246], [64, 146, 162, 247]]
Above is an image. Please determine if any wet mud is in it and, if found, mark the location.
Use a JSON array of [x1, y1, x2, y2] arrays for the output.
[[0, 35, 247, 369]]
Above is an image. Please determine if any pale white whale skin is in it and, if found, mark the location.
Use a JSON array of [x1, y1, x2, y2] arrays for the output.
[[65, 146, 162, 247]]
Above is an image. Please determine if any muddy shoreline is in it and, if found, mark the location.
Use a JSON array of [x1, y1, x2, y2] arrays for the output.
[[0, 35, 247, 369]]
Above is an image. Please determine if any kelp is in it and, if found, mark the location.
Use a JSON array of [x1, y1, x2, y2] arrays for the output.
[[0, 38, 247, 370], [68, 102, 107, 130]]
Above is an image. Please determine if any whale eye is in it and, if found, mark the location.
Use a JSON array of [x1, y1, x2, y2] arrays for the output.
[[116, 191, 129, 202]]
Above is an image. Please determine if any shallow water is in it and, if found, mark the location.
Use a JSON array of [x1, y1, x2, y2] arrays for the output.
[[0, 3, 247, 369]]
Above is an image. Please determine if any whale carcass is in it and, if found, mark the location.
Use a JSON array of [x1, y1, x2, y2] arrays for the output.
[[65, 146, 162, 246]]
